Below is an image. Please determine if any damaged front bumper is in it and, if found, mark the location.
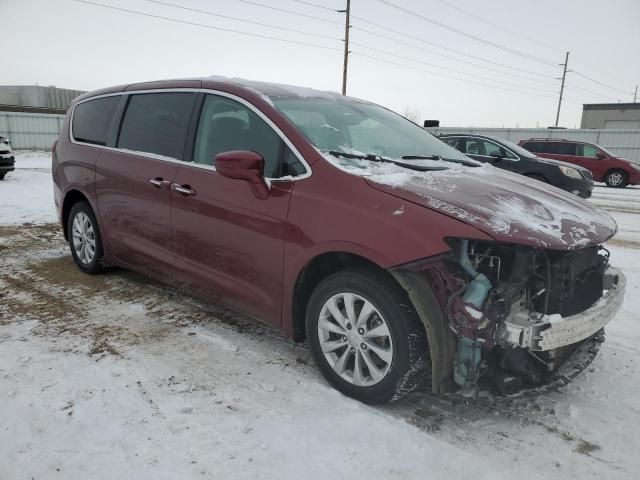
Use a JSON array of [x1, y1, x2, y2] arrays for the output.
[[497, 266, 625, 351]]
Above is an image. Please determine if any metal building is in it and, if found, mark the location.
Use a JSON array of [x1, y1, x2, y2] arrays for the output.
[[581, 103, 640, 129], [0, 85, 85, 111]]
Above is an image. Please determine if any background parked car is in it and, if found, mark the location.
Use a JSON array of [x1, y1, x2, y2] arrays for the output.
[[440, 134, 594, 198], [519, 138, 640, 188], [0, 135, 15, 180]]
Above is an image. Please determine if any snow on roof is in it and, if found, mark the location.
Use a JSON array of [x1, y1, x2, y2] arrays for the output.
[[207, 75, 362, 102]]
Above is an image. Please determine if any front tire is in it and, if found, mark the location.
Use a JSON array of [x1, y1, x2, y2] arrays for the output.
[[306, 269, 429, 404], [605, 169, 628, 188], [67, 201, 104, 274], [0, 172, 6, 180]]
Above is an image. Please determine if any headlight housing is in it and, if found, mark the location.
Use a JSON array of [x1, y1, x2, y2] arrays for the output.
[[559, 165, 582, 179], [629, 163, 640, 172]]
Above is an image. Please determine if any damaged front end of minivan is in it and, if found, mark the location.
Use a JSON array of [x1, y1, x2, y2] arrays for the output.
[[393, 239, 625, 396]]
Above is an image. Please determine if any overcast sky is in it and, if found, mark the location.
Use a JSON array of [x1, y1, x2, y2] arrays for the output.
[[2, 0, 639, 127]]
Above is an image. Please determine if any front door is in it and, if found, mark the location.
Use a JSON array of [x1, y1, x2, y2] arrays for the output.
[[575, 143, 606, 179], [462, 137, 520, 173], [95, 91, 197, 279], [170, 93, 303, 327]]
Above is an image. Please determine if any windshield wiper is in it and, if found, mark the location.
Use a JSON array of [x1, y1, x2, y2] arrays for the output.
[[401, 154, 481, 167], [328, 151, 448, 172]]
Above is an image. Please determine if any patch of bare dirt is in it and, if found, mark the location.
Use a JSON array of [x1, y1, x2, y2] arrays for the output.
[[1, 223, 273, 360]]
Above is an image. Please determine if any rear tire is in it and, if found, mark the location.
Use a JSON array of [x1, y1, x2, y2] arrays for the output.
[[67, 201, 104, 274], [605, 169, 628, 188], [306, 269, 429, 404], [0, 173, 6, 180]]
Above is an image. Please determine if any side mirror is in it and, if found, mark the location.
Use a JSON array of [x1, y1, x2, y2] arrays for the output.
[[214, 150, 269, 199], [596, 152, 606, 159]]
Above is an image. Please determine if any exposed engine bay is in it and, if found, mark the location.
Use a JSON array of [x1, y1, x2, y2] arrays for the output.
[[416, 239, 626, 396]]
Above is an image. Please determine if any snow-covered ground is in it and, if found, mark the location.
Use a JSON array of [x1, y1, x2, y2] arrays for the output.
[[0, 151, 56, 225], [1, 151, 639, 479]]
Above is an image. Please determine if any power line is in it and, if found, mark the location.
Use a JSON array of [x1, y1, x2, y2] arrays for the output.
[[230, 0, 342, 25], [73, 1, 343, 51], [351, 24, 559, 86], [566, 84, 620, 102], [571, 70, 630, 96], [349, 41, 558, 94], [288, 0, 340, 12], [140, 0, 342, 41], [350, 16, 557, 79], [351, 52, 557, 99], [430, 0, 631, 106], [376, 0, 558, 66], [433, 0, 563, 54]]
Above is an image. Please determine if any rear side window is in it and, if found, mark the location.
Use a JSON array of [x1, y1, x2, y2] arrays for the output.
[[545, 142, 576, 155], [72, 96, 120, 146], [522, 141, 543, 153], [117, 92, 197, 159]]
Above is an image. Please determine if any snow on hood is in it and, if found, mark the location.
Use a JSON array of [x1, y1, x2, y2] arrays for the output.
[[322, 152, 617, 250]]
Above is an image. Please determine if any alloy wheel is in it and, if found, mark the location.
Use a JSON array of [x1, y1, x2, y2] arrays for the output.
[[608, 171, 624, 187], [71, 212, 96, 265], [317, 292, 393, 387]]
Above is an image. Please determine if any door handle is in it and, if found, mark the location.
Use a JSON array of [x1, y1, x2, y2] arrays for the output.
[[149, 178, 171, 188], [172, 183, 196, 196]]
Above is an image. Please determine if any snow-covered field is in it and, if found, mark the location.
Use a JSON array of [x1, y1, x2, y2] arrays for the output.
[[1, 152, 639, 479]]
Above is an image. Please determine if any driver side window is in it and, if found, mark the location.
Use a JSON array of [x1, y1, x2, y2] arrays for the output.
[[193, 95, 304, 178], [578, 144, 600, 158]]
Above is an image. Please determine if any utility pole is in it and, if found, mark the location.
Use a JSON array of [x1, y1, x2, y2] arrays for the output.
[[339, 0, 351, 95], [555, 51, 569, 127], [634, 85, 638, 103]]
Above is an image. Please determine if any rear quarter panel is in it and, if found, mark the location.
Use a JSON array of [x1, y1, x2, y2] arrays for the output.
[[53, 112, 102, 232]]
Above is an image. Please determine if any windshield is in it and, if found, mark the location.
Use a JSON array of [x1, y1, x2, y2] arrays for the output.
[[499, 138, 538, 158], [272, 98, 470, 162]]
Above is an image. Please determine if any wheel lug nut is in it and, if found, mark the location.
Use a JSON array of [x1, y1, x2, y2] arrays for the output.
[[350, 347, 355, 353], [358, 328, 364, 335], [346, 323, 352, 330], [342, 335, 347, 342], [361, 343, 367, 350]]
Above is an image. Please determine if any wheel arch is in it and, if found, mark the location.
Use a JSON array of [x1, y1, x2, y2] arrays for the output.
[[291, 251, 407, 342], [523, 172, 550, 183], [61, 189, 92, 240]]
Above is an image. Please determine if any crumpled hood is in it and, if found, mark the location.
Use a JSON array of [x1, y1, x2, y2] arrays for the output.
[[364, 164, 617, 250]]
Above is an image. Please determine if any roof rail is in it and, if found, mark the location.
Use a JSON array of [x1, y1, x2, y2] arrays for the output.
[[525, 138, 570, 141]]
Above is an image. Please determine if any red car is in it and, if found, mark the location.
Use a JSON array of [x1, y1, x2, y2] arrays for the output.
[[519, 138, 640, 188], [53, 78, 625, 403]]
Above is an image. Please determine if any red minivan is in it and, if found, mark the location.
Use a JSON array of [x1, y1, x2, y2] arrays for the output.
[[53, 78, 625, 403], [519, 138, 640, 188]]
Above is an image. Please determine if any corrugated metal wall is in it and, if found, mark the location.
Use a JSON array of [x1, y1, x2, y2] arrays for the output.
[[581, 108, 640, 129], [0, 112, 65, 150], [0, 85, 85, 109], [427, 127, 640, 163]]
